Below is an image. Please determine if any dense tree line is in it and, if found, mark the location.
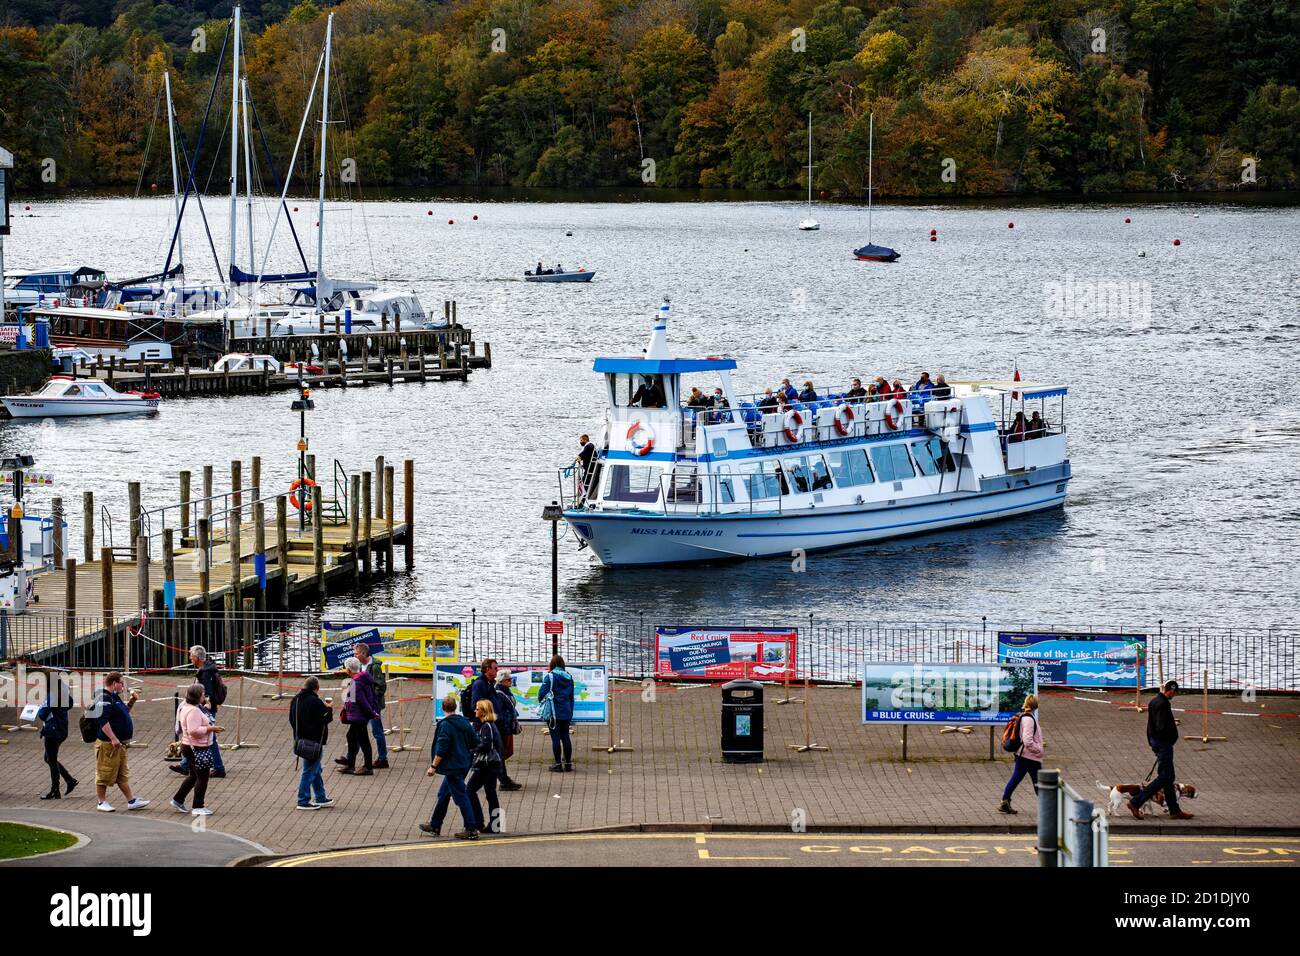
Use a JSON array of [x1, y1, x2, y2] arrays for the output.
[[1, 0, 1296, 194]]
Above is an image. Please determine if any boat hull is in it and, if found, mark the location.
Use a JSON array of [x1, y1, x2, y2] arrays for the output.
[[2, 397, 159, 418], [565, 468, 1069, 567], [524, 271, 595, 283], [854, 252, 899, 262]]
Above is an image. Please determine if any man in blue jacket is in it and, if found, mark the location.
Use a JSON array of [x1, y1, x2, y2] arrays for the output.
[[94, 672, 149, 812], [419, 694, 480, 839]]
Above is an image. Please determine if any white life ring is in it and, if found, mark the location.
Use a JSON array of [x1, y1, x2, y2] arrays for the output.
[[833, 403, 855, 437], [783, 409, 804, 443], [883, 398, 908, 431], [626, 420, 654, 456]]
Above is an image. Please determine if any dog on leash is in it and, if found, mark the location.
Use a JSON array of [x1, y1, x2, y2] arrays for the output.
[[1096, 781, 1197, 816]]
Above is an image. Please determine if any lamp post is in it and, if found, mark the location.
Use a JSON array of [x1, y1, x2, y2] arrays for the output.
[[290, 367, 314, 533], [541, 501, 563, 656], [0, 146, 12, 321], [3, 454, 34, 613]]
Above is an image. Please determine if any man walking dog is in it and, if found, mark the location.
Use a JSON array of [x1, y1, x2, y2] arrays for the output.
[[1128, 680, 1194, 820]]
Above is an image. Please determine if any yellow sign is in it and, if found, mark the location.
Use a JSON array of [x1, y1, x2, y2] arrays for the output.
[[320, 620, 459, 674]]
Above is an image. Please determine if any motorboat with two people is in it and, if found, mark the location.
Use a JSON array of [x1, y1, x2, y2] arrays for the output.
[[557, 300, 1071, 566], [2, 376, 161, 418], [525, 262, 595, 283]]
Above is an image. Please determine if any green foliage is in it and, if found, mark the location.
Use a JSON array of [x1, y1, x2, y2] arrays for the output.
[[0, 0, 1293, 193]]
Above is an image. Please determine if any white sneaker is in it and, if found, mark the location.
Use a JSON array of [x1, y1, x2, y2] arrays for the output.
[[191, 807, 213, 816], [96, 801, 115, 812], [169, 799, 189, 813], [125, 798, 150, 811], [312, 799, 336, 809]]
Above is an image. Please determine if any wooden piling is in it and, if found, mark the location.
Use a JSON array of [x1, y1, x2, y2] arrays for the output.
[[276, 496, 289, 609], [183, 354, 191, 393], [197, 518, 211, 601], [179, 470, 192, 540], [64, 558, 76, 663], [51, 497, 64, 567], [361, 472, 372, 578], [374, 456, 384, 519], [251, 456, 261, 502], [231, 460, 243, 515], [82, 491, 94, 564], [101, 549, 115, 668], [404, 459, 414, 571], [127, 481, 141, 560], [384, 465, 395, 576], [136, 535, 150, 617], [203, 466, 214, 522], [312, 484, 325, 598], [229, 501, 242, 610], [349, 474, 360, 587]]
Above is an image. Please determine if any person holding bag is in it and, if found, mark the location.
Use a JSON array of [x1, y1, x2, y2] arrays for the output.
[[169, 683, 224, 817], [467, 699, 504, 834], [495, 672, 523, 792], [289, 676, 335, 810], [538, 655, 576, 772], [337, 657, 380, 776]]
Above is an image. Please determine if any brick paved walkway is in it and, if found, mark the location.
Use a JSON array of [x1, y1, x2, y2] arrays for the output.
[[1, 674, 1296, 854]]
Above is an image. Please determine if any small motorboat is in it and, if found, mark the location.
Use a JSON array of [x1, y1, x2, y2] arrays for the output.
[[213, 353, 281, 373], [2, 376, 160, 418], [525, 267, 595, 283], [853, 242, 900, 262]]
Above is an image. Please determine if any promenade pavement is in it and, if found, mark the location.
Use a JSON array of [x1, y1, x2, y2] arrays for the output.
[[1, 673, 1296, 858]]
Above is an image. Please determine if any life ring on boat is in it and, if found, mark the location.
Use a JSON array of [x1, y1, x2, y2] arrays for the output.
[[883, 398, 907, 431], [289, 477, 318, 510], [783, 409, 804, 443], [626, 420, 654, 456], [833, 404, 855, 437]]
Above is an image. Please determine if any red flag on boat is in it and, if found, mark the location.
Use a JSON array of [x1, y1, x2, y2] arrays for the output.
[[1012, 363, 1021, 400]]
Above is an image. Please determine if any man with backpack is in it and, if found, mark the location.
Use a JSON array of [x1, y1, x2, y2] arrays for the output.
[[419, 694, 480, 840], [91, 672, 150, 812], [997, 694, 1043, 814], [172, 645, 227, 778], [1128, 680, 1194, 820]]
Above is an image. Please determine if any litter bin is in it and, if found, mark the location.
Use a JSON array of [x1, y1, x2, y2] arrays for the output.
[[721, 678, 764, 763]]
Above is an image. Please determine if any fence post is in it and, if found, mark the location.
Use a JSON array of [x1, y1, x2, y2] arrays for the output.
[[64, 558, 76, 664], [1073, 796, 1094, 867], [83, 491, 94, 564], [1037, 768, 1059, 867], [127, 481, 141, 560], [276, 496, 289, 610], [179, 470, 192, 541]]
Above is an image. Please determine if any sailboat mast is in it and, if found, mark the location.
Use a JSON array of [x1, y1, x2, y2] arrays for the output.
[[806, 111, 813, 211], [241, 76, 255, 273], [867, 111, 874, 245], [227, 4, 241, 291], [163, 71, 184, 277], [315, 13, 333, 316]]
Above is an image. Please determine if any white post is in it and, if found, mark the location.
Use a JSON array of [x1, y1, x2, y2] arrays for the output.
[[164, 73, 184, 277]]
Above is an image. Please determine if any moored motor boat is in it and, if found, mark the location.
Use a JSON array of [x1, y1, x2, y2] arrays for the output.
[[2, 376, 161, 418], [525, 268, 595, 283]]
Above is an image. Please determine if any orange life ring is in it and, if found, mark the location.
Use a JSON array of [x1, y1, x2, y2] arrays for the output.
[[289, 477, 318, 510], [626, 421, 654, 456], [883, 398, 907, 431], [783, 409, 804, 443], [833, 404, 855, 437]]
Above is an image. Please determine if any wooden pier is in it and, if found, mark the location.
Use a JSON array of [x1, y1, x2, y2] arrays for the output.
[[11, 456, 417, 668]]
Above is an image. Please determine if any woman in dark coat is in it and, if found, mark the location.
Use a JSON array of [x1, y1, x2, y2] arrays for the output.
[[37, 672, 77, 800], [467, 699, 504, 833], [339, 657, 380, 775]]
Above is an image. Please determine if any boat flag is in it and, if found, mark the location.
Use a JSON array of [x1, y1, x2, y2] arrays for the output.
[[1012, 363, 1021, 400]]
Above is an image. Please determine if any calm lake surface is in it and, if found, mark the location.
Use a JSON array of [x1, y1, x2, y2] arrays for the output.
[[3, 194, 1298, 630]]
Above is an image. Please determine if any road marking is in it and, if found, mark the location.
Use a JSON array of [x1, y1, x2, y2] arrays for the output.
[[698, 849, 788, 861]]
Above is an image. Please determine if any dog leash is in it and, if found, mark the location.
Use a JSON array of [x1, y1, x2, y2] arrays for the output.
[[1142, 756, 1158, 785]]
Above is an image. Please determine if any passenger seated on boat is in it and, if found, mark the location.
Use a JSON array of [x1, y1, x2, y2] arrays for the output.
[[709, 387, 731, 422], [630, 376, 666, 408], [872, 376, 891, 397], [757, 388, 779, 412], [931, 374, 952, 400], [686, 387, 710, 411], [846, 378, 868, 399], [779, 378, 798, 402], [798, 380, 818, 402], [909, 372, 934, 404], [556, 263, 564, 273], [890, 379, 907, 400], [811, 459, 833, 491], [1027, 411, 1047, 439], [1007, 411, 1028, 443], [773, 463, 791, 496], [537, 261, 544, 275]]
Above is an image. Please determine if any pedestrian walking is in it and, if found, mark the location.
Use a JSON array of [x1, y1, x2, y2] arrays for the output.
[[1128, 680, 1194, 820], [469, 658, 499, 722], [998, 694, 1043, 814], [353, 643, 389, 769], [538, 655, 576, 772], [289, 676, 336, 810], [337, 657, 379, 775], [495, 672, 523, 791], [419, 694, 480, 839], [169, 683, 225, 817], [92, 671, 149, 812], [467, 699, 504, 834], [172, 645, 227, 778], [37, 671, 77, 800]]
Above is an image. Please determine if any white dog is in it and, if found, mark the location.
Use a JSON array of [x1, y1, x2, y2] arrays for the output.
[[1096, 780, 1198, 816]]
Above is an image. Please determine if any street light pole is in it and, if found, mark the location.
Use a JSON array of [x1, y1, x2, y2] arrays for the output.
[[291, 366, 314, 534], [541, 500, 563, 656]]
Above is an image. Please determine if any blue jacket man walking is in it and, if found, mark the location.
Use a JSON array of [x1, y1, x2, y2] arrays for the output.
[[420, 694, 482, 839]]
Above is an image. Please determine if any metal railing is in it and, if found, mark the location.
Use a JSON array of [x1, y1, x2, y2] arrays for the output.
[[1038, 769, 1108, 867]]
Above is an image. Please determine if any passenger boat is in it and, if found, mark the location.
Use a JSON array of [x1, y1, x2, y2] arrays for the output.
[[3, 377, 161, 418], [525, 268, 595, 283], [2, 266, 106, 309], [558, 301, 1070, 567]]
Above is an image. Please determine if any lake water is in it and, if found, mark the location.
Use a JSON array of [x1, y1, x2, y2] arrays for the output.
[[3, 194, 1298, 632]]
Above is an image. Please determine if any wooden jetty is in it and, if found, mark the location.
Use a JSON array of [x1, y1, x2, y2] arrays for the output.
[[11, 456, 417, 670]]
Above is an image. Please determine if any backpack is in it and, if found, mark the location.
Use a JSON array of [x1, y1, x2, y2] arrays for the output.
[[1001, 712, 1026, 753], [78, 712, 100, 744], [208, 670, 228, 707], [459, 682, 474, 721]]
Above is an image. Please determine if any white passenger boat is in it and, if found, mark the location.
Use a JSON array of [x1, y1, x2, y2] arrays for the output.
[[559, 301, 1071, 566], [3, 377, 161, 418]]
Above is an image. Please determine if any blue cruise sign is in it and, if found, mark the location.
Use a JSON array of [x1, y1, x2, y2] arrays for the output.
[[860, 662, 1036, 724]]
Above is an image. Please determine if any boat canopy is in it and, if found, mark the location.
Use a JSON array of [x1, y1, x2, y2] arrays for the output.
[[961, 380, 1069, 400], [593, 357, 737, 374], [230, 265, 317, 285]]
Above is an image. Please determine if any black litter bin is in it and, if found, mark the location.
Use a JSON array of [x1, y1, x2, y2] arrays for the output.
[[721, 678, 764, 763]]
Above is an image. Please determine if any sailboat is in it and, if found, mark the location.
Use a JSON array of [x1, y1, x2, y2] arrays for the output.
[[798, 112, 819, 231], [853, 112, 899, 262]]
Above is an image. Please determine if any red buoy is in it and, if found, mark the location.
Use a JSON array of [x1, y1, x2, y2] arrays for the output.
[[1124, 217, 1131, 223], [293, 206, 299, 212], [929, 235, 936, 242], [448, 219, 455, 224], [929, 229, 936, 235], [1008, 222, 1014, 228], [427, 210, 432, 215], [150, 183, 157, 190], [472, 214, 478, 221], [25, 205, 31, 211], [1173, 238, 1181, 246]]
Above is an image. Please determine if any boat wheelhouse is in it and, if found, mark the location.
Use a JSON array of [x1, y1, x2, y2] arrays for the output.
[[2, 266, 106, 309], [559, 301, 1071, 567]]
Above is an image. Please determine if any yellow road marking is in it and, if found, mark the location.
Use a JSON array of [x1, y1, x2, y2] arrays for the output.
[[698, 849, 788, 861]]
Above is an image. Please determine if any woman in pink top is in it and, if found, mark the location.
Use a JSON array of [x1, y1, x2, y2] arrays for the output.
[[170, 683, 224, 816], [998, 694, 1043, 814]]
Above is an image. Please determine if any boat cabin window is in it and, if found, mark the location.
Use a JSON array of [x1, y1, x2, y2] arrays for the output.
[[740, 461, 782, 501], [602, 463, 661, 504], [614, 373, 667, 409], [64, 384, 83, 396], [911, 437, 956, 475], [80, 383, 106, 397], [666, 465, 700, 504], [782, 457, 814, 494], [871, 444, 915, 483], [716, 466, 736, 504], [710, 436, 729, 459], [826, 448, 874, 487]]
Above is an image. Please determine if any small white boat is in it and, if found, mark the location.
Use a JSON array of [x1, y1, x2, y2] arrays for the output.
[[3, 377, 161, 418], [213, 352, 281, 373], [799, 111, 820, 231], [525, 268, 595, 283]]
